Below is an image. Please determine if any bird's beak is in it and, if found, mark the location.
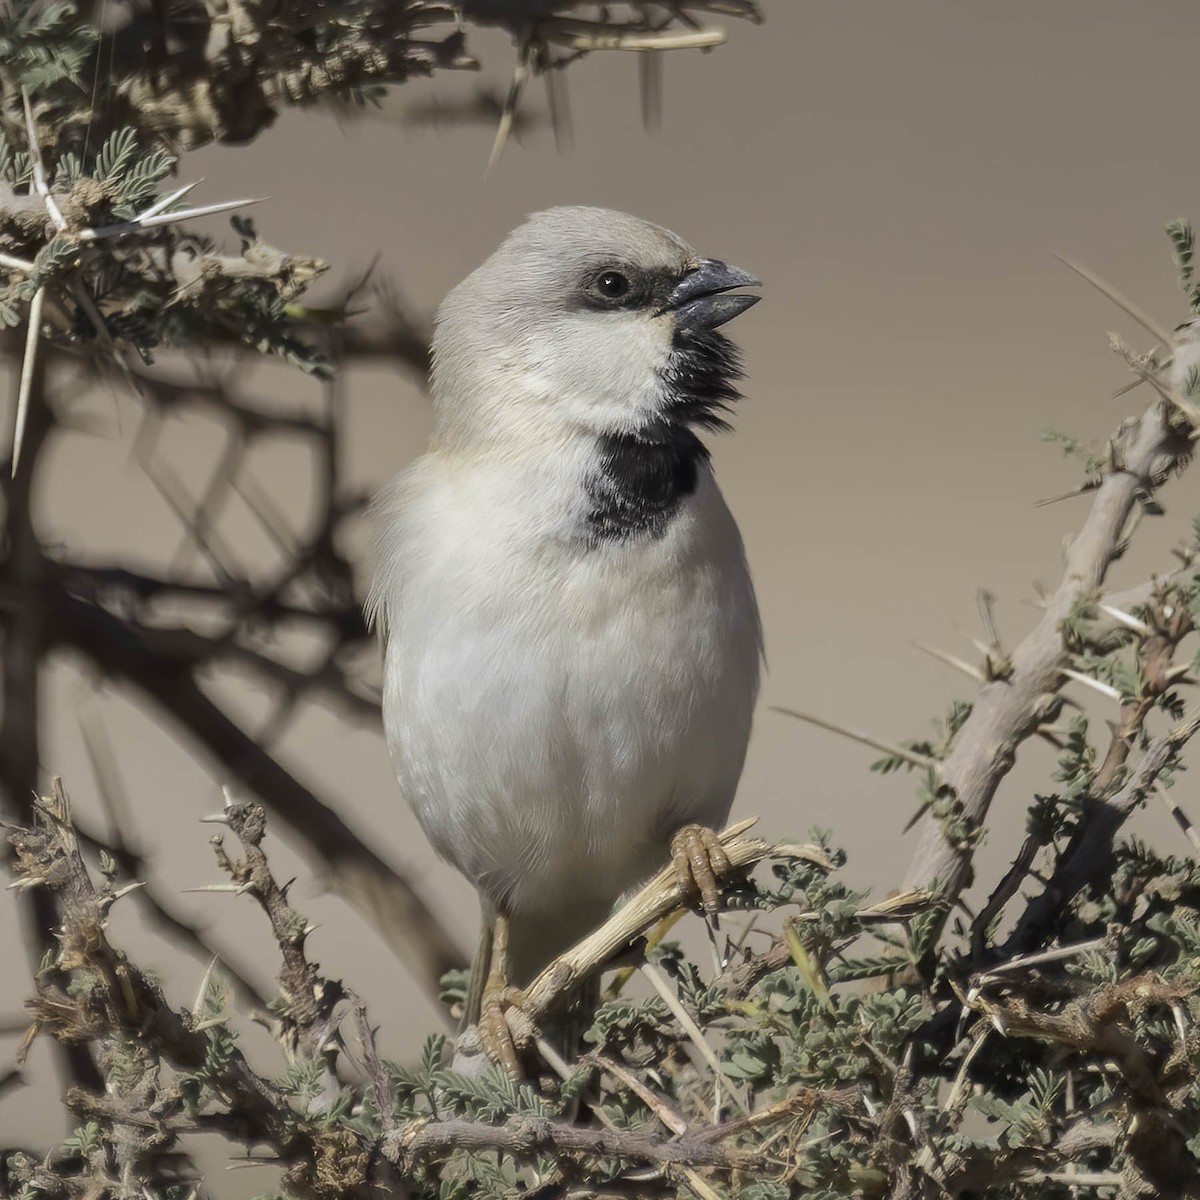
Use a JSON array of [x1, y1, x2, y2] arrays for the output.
[[666, 258, 761, 331]]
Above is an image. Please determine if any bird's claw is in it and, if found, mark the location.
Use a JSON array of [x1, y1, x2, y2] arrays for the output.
[[478, 981, 536, 1078], [670, 823, 732, 914]]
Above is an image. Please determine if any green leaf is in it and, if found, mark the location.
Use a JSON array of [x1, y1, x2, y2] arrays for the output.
[[829, 954, 911, 983], [95, 127, 139, 182], [0, 0, 95, 89], [1168, 219, 1195, 290], [61, 1121, 102, 1156], [110, 147, 176, 213], [0, 132, 34, 188], [54, 150, 83, 188], [420, 1032, 446, 1078]]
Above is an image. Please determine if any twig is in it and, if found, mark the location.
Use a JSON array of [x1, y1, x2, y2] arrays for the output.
[[12, 286, 45, 477], [384, 1112, 755, 1173], [1154, 783, 1200, 852], [640, 962, 748, 1115], [1053, 254, 1173, 349], [590, 1053, 688, 1136], [772, 706, 937, 770], [911, 641, 985, 683], [971, 938, 1108, 987], [1005, 705, 1200, 954]]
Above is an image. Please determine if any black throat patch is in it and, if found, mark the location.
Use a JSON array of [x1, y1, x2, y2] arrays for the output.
[[585, 328, 744, 544]]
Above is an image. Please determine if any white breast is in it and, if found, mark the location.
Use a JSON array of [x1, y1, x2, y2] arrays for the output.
[[371, 443, 761, 943]]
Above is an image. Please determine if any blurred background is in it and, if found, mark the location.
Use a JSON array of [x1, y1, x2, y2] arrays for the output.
[[4, 0, 1200, 1175]]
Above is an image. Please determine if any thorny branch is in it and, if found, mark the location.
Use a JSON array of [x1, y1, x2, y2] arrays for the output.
[[964, 978, 1199, 1197], [1003, 704, 1200, 956], [2, 3, 761, 154], [7, 781, 1199, 1199], [901, 319, 1199, 917]]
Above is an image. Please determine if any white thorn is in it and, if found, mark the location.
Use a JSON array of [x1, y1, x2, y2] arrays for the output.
[[1171, 1002, 1188, 1044], [80, 197, 265, 241], [135, 180, 201, 221], [1054, 253, 1174, 348], [1097, 603, 1151, 635], [640, 962, 749, 1114], [911, 641, 986, 683], [772, 705, 938, 770], [192, 953, 220, 1018], [110, 880, 147, 902], [0, 251, 35, 272], [13, 285, 46, 478], [1061, 667, 1123, 702], [21, 89, 65, 230]]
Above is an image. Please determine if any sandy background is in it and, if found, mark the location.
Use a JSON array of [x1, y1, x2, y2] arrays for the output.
[[4, 0, 1200, 1180]]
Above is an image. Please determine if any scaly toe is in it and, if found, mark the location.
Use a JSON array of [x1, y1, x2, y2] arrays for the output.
[[670, 823, 732, 914], [478, 983, 533, 1079]]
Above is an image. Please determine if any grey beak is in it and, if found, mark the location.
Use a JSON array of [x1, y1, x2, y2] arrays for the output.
[[666, 258, 761, 331]]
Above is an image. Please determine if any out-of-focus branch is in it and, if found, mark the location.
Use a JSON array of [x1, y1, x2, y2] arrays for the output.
[[0, 350, 105, 1095], [5, 2, 759, 156]]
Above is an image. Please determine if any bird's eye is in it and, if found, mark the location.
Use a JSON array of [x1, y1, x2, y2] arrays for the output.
[[595, 270, 630, 299]]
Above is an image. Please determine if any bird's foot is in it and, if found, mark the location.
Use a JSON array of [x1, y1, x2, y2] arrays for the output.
[[478, 978, 536, 1079], [670, 823, 732, 914]]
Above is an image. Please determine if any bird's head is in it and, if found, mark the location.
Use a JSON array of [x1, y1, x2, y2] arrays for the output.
[[430, 206, 760, 450]]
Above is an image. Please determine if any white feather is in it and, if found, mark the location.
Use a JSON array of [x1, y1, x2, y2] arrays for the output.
[[368, 208, 762, 979]]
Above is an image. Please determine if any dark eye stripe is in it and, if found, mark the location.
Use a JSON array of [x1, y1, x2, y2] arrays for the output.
[[577, 265, 648, 310]]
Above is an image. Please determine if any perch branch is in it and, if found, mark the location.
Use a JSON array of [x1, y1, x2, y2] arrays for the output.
[[523, 820, 836, 1022]]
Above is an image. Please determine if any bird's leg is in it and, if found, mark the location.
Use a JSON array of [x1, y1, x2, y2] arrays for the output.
[[477, 910, 531, 1078], [670, 823, 732, 914]]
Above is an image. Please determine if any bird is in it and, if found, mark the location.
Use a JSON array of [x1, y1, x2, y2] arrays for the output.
[[368, 206, 762, 1071]]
